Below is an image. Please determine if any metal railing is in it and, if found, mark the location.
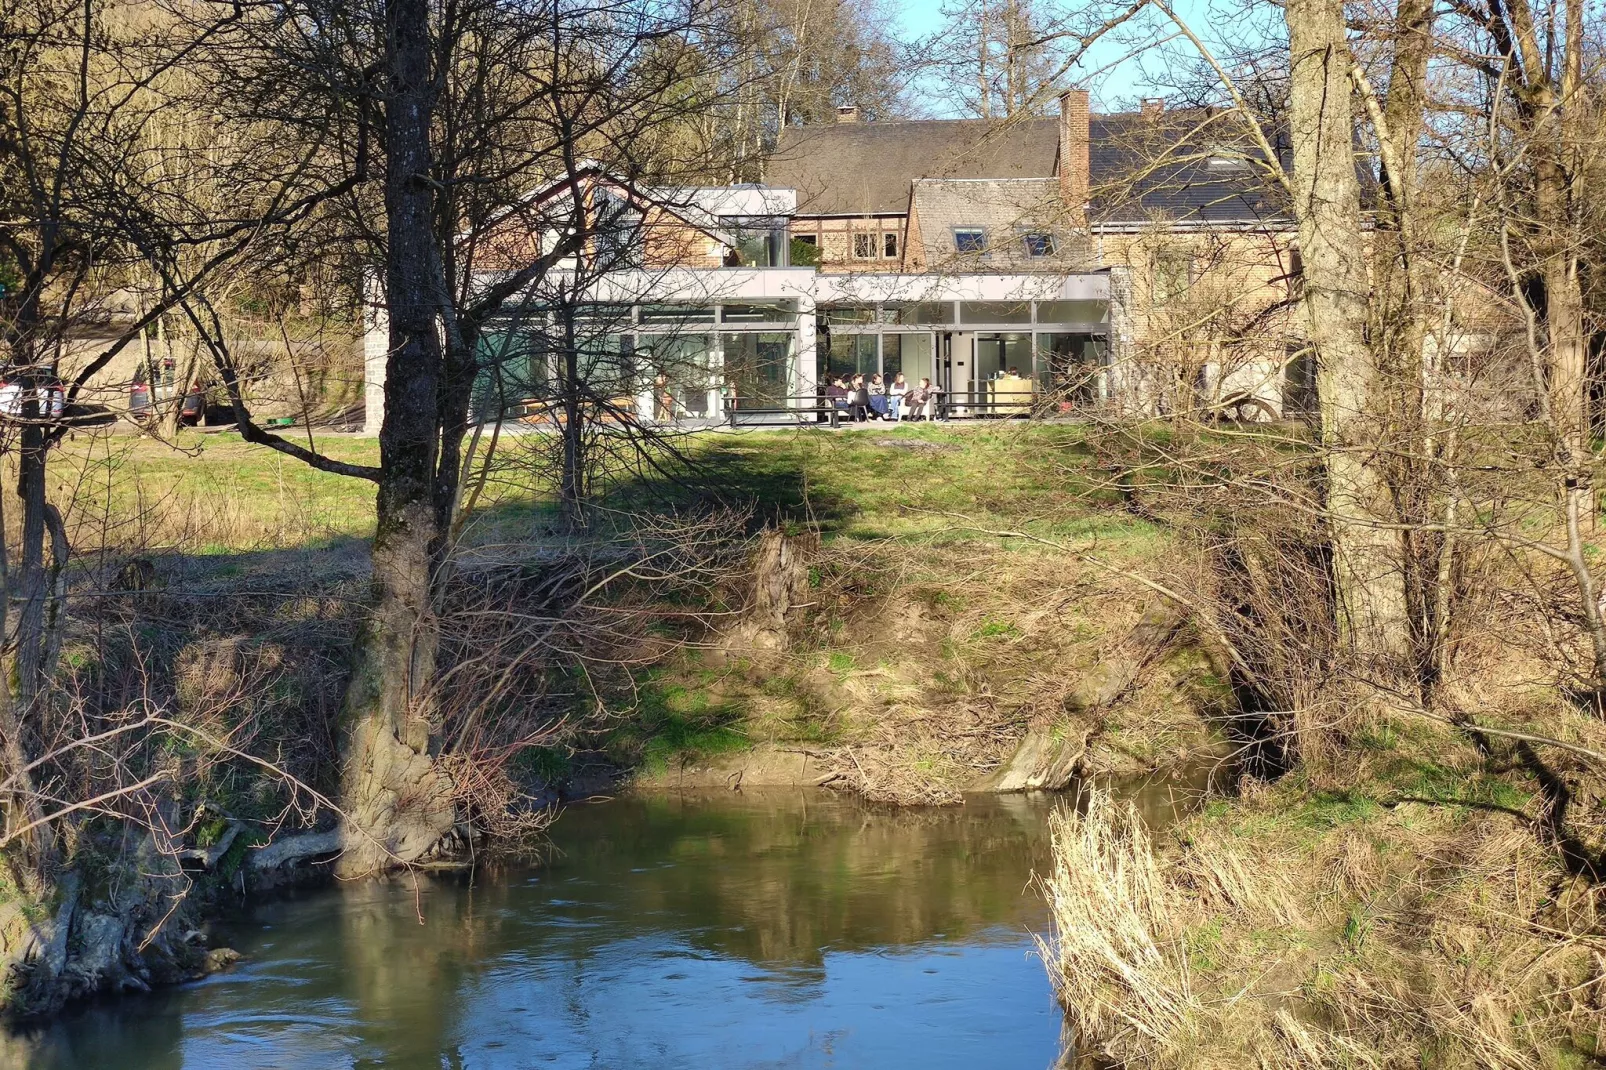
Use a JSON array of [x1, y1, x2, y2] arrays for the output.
[[717, 388, 1097, 428], [723, 395, 841, 428]]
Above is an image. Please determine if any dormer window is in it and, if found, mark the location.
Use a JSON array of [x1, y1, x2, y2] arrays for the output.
[[853, 232, 876, 259], [954, 228, 987, 254], [1023, 232, 1055, 258]]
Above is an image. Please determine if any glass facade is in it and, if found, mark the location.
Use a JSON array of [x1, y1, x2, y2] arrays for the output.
[[721, 332, 795, 407], [819, 299, 1110, 412], [467, 294, 1109, 425], [959, 301, 1032, 325]]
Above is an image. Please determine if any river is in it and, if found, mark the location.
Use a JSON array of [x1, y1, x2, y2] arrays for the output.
[[11, 780, 1207, 1069]]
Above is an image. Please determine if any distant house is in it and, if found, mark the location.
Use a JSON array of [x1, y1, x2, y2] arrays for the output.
[[768, 94, 1300, 416], [362, 96, 1299, 431]]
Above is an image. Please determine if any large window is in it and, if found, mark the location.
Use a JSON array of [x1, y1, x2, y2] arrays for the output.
[[722, 333, 794, 407], [825, 333, 878, 378], [471, 323, 637, 420], [974, 334, 1033, 382], [730, 227, 786, 267], [853, 232, 876, 259], [960, 301, 1031, 325], [1022, 232, 1055, 258], [640, 334, 713, 418], [1036, 334, 1106, 403]]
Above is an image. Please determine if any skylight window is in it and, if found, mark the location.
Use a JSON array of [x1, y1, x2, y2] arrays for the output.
[[954, 228, 987, 254]]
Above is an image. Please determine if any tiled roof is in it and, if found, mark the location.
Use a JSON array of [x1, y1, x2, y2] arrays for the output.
[[768, 118, 1059, 216], [1088, 114, 1291, 225], [767, 112, 1289, 226], [911, 179, 1092, 270]]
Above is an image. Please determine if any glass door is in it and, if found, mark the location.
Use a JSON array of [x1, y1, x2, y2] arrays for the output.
[[883, 333, 934, 390]]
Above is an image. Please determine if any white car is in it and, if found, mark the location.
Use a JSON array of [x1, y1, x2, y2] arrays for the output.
[[0, 379, 65, 419]]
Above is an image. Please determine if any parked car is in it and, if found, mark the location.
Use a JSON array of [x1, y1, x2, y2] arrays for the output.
[[0, 375, 65, 420], [179, 382, 205, 426]]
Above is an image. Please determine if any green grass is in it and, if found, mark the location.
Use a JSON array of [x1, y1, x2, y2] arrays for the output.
[[605, 673, 750, 774], [51, 423, 1163, 574], [52, 422, 1153, 552]]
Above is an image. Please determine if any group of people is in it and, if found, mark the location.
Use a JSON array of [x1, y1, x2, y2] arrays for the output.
[[824, 372, 942, 422]]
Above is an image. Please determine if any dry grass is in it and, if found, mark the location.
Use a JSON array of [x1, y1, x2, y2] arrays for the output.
[[650, 534, 1213, 804], [1040, 771, 1606, 1069], [1035, 792, 1204, 1063]]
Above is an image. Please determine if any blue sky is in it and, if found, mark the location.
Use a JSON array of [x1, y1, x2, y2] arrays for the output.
[[889, 0, 1269, 116]]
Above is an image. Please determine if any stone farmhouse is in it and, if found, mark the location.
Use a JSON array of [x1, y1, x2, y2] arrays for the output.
[[363, 92, 1302, 431]]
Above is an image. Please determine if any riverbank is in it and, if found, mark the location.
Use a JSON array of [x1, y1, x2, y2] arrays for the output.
[[7, 422, 1212, 1019]]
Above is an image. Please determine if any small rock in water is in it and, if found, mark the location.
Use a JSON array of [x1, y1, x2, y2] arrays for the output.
[[205, 947, 242, 973]]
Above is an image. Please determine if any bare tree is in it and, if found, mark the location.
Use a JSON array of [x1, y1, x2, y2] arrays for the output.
[[183, 0, 744, 874], [0, 0, 346, 886]]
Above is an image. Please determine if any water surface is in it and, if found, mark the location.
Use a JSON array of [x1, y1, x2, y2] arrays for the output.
[[17, 788, 1088, 1070]]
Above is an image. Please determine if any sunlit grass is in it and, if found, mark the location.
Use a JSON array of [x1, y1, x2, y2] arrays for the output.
[[47, 421, 1160, 560]]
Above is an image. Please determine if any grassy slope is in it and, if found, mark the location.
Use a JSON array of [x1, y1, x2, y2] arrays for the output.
[[54, 424, 1197, 800], [579, 422, 1207, 798], [47, 425, 1606, 1060]]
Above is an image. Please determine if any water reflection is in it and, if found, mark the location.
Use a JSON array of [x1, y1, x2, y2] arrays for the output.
[[18, 789, 1081, 1070]]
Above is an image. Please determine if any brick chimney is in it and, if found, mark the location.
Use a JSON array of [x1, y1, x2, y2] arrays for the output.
[[1058, 89, 1090, 227], [835, 105, 859, 123], [1141, 97, 1165, 118]]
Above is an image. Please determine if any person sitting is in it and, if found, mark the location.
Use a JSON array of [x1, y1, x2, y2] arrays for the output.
[[888, 373, 908, 421], [867, 373, 889, 419], [825, 376, 850, 418], [850, 374, 870, 422], [904, 378, 932, 421]]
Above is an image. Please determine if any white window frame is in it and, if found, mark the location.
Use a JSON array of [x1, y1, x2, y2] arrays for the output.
[[953, 227, 987, 254]]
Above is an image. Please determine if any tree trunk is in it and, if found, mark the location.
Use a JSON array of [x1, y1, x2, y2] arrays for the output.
[[558, 313, 586, 524], [1369, 0, 1442, 699], [335, 0, 454, 878], [1284, 0, 1410, 675]]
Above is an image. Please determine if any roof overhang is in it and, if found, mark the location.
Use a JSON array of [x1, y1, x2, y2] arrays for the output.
[[814, 271, 1109, 304], [484, 267, 1111, 308]]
